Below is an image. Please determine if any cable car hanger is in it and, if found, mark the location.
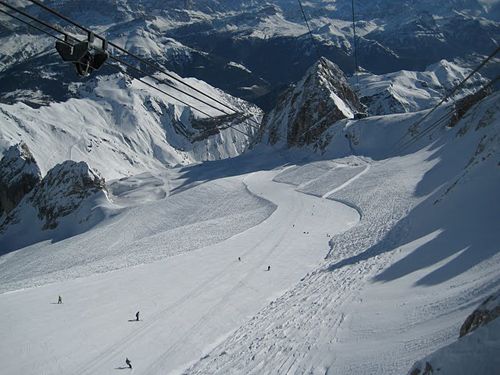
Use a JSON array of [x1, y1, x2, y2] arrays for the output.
[[55, 31, 108, 76]]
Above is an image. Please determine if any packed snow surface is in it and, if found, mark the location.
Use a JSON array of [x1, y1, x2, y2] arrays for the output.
[[0, 92, 499, 375], [0, 151, 359, 375]]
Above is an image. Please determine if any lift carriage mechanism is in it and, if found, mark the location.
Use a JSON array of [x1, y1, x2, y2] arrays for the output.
[[55, 31, 108, 76], [0, 0, 261, 138]]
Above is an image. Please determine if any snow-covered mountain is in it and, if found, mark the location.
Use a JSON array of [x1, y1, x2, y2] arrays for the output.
[[1, 2, 499, 375], [1, 0, 498, 108], [354, 59, 488, 115], [0, 71, 261, 180]]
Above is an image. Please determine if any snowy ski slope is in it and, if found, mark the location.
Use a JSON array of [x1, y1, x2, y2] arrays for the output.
[[0, 158, 359, 375], [0, 92, 499, 375]]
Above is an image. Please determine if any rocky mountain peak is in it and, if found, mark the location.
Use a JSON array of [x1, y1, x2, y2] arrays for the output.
[[258, 57, 363, 147], [0, 142, 41, 216], [0, 160, 108, 234], [30, 161, 107, 230]]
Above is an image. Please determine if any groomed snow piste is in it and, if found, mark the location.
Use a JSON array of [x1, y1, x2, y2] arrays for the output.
[[0, 91, 499, 375]]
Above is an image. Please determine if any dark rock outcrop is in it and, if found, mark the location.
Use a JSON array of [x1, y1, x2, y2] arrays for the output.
[[258, 57, 364, 147], [1, 160, 107, 232], [0, 143, 41, 216], [29, 161, 107, 230], [450, 86, 492, 128], [459, 290, 500, 338], [409, 361, 433, 375]]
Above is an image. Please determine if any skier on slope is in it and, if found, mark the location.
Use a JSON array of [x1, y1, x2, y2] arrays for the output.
[[267, 265, 271, 271], [136, 311, 140, 321], [58, 295, 62, 304], [125, 357, 132, 369]]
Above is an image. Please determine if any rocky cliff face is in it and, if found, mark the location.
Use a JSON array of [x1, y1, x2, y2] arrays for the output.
[[460, 290, 500, 338], [29, 161, 107, 230], [0, 143, 41, 217], [258, 57, 363, 147], [0, 160, 108, 233]]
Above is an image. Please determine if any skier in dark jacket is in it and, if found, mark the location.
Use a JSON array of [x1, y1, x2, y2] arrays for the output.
[[125, 357, 132, 369], [136, 311, 140, 321], [267, 265, 271, 271], [58, 295, 62, 304]]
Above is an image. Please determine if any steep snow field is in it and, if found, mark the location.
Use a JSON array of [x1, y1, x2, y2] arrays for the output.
[[0, 72, 261, 180], [0, 91, 499, 375], [355, 60, 487, 115], [0, 170, 278, 292]]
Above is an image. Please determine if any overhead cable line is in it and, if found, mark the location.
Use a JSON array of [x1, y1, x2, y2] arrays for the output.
[[24, 0, 248, 119], [24, 0, 263, 131], [0, 4, 211, 117], [392, 45, 500, 151], [0, 7, 65, 43], [351, 0, 359, 85], [0, 4, 254, 138], [396, 73, 500, 153], [297, 0, 321, 60]]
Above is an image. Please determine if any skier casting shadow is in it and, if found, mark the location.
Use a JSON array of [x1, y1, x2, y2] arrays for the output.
[[128, 311, 140, 322], [115, 358, 132, 370]]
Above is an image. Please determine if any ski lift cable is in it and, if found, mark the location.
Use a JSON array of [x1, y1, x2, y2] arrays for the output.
[[22, 0, 263, 131], [0, 5, 213, 117], [0, 7, 66, 43], [0, 0, 226, 117], [24, 0, 247, 118], [391, 45, 500, 152], [0, 6, 254, 138], [297, 0, 321, 61], [0, 1, 255, 133], [351, 0, 359, 86], [396, 74, 500, 153], [396, 109, 455, 151], [109, 55, 252, 138]]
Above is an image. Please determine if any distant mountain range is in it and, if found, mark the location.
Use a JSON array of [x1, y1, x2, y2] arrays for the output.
[[0, 0, 498, 109]]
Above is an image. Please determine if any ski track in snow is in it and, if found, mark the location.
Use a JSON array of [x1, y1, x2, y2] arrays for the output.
[[0, 165, 360, 375], [3, 95, 499, 375], [185, 153, 450, 374], [186, 145, 500, 374], [320, 163, 370, 199]]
